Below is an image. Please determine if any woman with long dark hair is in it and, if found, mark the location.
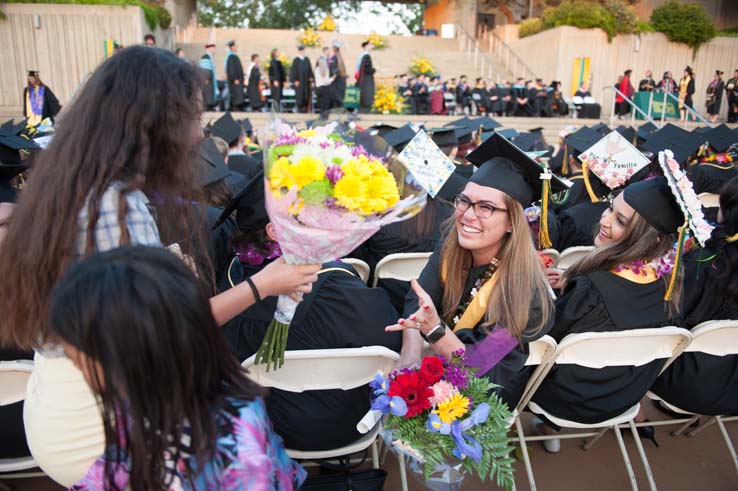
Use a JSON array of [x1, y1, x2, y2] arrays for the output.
[[679, 66, 696, 121], [0, 46, 318, 485], [651, 175, 738, 415], [51, 246, 305, 491]]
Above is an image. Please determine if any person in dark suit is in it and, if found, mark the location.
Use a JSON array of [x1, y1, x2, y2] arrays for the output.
[[225, 41, 245, 111], [268, 49, 286, 108]]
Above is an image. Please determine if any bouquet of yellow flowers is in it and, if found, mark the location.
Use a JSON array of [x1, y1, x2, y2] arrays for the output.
[[409, 56, 436, 77], [264, 52, 292, 72], [297, 28, 322, 48], [365, 32, 387, 50], [256, 118, 427, 369], [373, 83, 405, 114], [317, 15, 335, 32]]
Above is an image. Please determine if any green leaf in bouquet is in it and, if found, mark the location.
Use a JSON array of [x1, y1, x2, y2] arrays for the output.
[[299, 179, 334, 206]]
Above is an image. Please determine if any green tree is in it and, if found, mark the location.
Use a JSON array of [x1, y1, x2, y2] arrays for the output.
[[198, 0, 358, 29], [650, 0, 716, 52]]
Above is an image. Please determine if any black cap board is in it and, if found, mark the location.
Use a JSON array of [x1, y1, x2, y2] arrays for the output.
[[383, 124, 417, 151], [703, 124, 737, 153], [194, 138, 232, 188], [444, 116, 473, 129], [427, 127, 459, 147], [436, 165, 470, 201], [454, 125, 474, 145], [465, 133, 568, 206], [209, 112, 242, 146], [513, 130, 547, 152], [213, 170, 268, 232], [636, 122, 658, 141], [691, 126, 712, 135], [0, 163, 27, 203], [368, 124, 398, 138], [469, 115, 502, 130], [240, 118, 253, 135], [623, 176, 683, 235], [0, 119, 40, 163], [496, 128, 519, 140], [615, 125, 637, 143], [592, 122, 611, 135], [641, 124, 704, 165], [564, 127, 601, 155]]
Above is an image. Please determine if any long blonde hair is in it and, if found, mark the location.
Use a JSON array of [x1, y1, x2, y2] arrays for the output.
[[440, 193, 553, 339]]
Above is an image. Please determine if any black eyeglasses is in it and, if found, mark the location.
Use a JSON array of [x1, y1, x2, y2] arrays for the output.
[[454, 195, 508, 219]]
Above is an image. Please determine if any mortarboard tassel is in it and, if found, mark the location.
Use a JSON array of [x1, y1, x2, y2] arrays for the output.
[[664, 221, 688, 301], [581, 161, 599, 203], [561, 144, 569, 176], [538, 165, 553, 249], [726, 232, 738, 243], [475, 124, 483, 147]]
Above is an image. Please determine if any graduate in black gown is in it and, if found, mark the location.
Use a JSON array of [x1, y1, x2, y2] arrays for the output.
[[246, 54, 264, 112], [651, 176, 738, 415], [225, 41, 245, 111], [289, 45, 314, 113], [553, 126, 607, 213], [268, 49, 286, 107], [23, 70, 61, 125], [357, 41, 376, 112], [387, 134, 567, 409], [209, 112, 261, 179], [215, 173, 402, 451], [532, 176, 693, 444]]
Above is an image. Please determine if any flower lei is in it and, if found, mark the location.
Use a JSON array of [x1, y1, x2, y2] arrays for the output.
[[450, 258, 500, 328], [614, 247, 677, 279], [236, 241, 282, 266]]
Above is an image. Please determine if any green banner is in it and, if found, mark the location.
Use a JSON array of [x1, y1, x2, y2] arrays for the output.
[[343, 86, 360, 109], [633, 91, 679, 120]]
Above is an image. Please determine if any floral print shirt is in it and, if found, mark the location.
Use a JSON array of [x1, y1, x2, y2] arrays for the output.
[[71, 397, 306, 491]]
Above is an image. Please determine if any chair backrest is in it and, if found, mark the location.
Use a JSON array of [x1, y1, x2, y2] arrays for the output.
[[698, 192, 720, 209], [515, 336, 557, 413], [0, 360, 34, 406], [443, 92, 455, 101], [372, 252, 432, 288], [282, 88, 296, 98], [340, 258, 370, 284], [540, 248, 560, 267], [685, 320, 738, 356], [558, 246, 595, 270], [242, 346, 399, 392]]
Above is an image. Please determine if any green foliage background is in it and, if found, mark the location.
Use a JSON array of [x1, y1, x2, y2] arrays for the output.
[[2, 0, 170, 29]]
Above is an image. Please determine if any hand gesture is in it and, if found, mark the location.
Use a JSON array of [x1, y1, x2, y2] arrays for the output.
[[252, 258, 321, 302], [385, 279, 441, 335]]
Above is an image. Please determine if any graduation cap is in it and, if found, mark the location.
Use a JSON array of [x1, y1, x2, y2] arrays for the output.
[[623, 177, 683, 237], [240, 118, 253, 136], [194, 138, 232, 188], [27, 70, 39, 78], [383, 124, 417, 151], [0, 119, 40, 164], [468, 116, 502, 131], [0, 162, 28, 203], [592, 122, 611, 135], [455, 125, 474, 145], [436, 165, 470, 202], [444, 116, 473, 129], [495, 128, 519, 140], [579, 130, 650, 195], [641, 123, 704, 166], [691, 126, 712, 136], [368, 124, 398, 138], [513, 128, 546, 153], [212, 170, 268, 232], [564, 127, 601, 156], [426, 127, 459, 148], [209, 112, 242, 147], [636, 122, 658, 141], [703, 124, 737, 153], [465, 133, 569, 248], [615, 125, 637, 144]]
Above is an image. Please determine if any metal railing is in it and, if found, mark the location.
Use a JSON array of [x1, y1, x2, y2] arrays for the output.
[[661, 90, 713, 128], [602, 85, 657, 127], [477, 25, 537, 82], [455, 24, 507, 82]]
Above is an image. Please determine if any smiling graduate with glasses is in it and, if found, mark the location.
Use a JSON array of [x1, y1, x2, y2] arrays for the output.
[[386, 133, 568, 410]]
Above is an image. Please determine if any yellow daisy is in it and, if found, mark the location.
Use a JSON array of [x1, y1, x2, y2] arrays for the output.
[[291, 156, 326, 188], [269, 156, 297, 194], [433, 393, 470, 424], [333, 173, 367, 213]]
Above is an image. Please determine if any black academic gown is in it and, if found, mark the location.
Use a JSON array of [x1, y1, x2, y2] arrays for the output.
[[222, 260, 402, 451], [226, 53, 245, 109], [269, 58, 286, 103], [205, 206, 238, 287], [650, 249, 738, 415], [329, 55, 346, 109], [227, 153, 262, 180], [290, 56, 314, 111], [247, 65, 264, 111], [553, 172, 609, 213], [358, 54, 375, 109], [23, 85, 61, 122], [555, 201, 609, 251], [404, 245, 554, 410], [532, 272, 678, 424], [688, 162, 738, 194], [412, 83, 430, 114]]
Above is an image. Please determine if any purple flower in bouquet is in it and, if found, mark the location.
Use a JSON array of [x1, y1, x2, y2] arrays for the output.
[[350, 144, 369, 157], [274, 134, 306, 146], [325, 165, 344, 185], [236, 241, 282, 266], [444, 364, 470, 390], [369, 373, 407, 417]]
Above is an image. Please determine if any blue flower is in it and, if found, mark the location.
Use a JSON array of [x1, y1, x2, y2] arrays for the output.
[[427, 403, 490, 463], [372, 394, 407, 417]]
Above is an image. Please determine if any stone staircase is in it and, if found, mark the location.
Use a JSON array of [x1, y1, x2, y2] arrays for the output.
[[176, 28, 514, 86]]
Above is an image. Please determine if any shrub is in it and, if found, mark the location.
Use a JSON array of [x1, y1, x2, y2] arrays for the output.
[[604, 0, 636, 34], [542, 0, 617, 40], [635, 20, 655, 34], [650, 0, 716, 51], [155, 5, 171, 29], [4, 0, 166, 29], [519, 17, 544, 38]]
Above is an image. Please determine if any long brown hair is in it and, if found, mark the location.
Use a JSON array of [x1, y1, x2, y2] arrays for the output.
[[563, 207, 682, 312], [0, 46, 209, 350], [440, 193, 553, 339]]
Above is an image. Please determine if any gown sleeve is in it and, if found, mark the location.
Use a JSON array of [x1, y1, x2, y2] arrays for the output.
[[402, 244, 444, 318], [549, 274, 604, 341]]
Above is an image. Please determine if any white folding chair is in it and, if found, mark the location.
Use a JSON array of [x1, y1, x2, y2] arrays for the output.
[[510, 336, 558, 491], [443, 92, 457, 115], [371, 252, 432, 288], [558, 246, 595, 270], [242, 346, 398, 469], [520, 328, 692, 491], [0, 359, 45, 479], [539, 248, 560, 268], [698, 192, 720, 209], [340, 258, 370, 284], [646, 319, 738, 478]]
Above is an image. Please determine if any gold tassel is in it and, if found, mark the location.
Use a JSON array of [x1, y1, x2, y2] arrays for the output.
[[726, 232, 738, 243], [561, 144, 569, 176], [581, 161, 598, 203], [539, 167, 553, 249], [664, 222, 688, 301], [475, 124, 483, 147]]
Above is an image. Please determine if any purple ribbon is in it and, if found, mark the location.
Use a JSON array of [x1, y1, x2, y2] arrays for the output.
[[29, 86, 45, 115], [463, 326, 518, 375]]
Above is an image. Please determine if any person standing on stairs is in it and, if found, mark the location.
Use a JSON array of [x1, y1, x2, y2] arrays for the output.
[[269, 48, 287, 110], [225, 40, 246, 111], [290, 45, 314, 114], [357, 41, 376, 113]]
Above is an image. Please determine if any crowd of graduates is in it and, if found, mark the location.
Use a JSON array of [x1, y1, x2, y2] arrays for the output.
[[1, 45, 738, 490]]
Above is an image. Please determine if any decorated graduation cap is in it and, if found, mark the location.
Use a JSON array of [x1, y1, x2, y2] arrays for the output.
[[641, 123, 704, 166], [466, 132, 569, 248], [0, 119, 40, 163], [213, 170, 268, 232], [209, 112, 242, 146], [194, 138, 232, 188], [624, 150, 713, 301], [383, 124, 417, 151], [578, 130, 650, 201], [561, 126, 600, 175], [703, 124, 737, 153]]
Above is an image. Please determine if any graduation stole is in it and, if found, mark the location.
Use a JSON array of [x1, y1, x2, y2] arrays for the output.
[[224, 51, 236, 72], [441, 257, 500, 332]]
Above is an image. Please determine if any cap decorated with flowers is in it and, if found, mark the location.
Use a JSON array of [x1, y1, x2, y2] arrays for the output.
[[579, 130, 650, 192]]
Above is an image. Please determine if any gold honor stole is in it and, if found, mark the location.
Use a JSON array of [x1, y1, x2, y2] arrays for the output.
[[610, 266, 659, 284], [442, 258, 500, 332]]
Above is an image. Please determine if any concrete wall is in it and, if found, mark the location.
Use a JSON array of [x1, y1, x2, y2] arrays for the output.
[[509, 26, 738, 118], [0, 3, 172, 117]]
